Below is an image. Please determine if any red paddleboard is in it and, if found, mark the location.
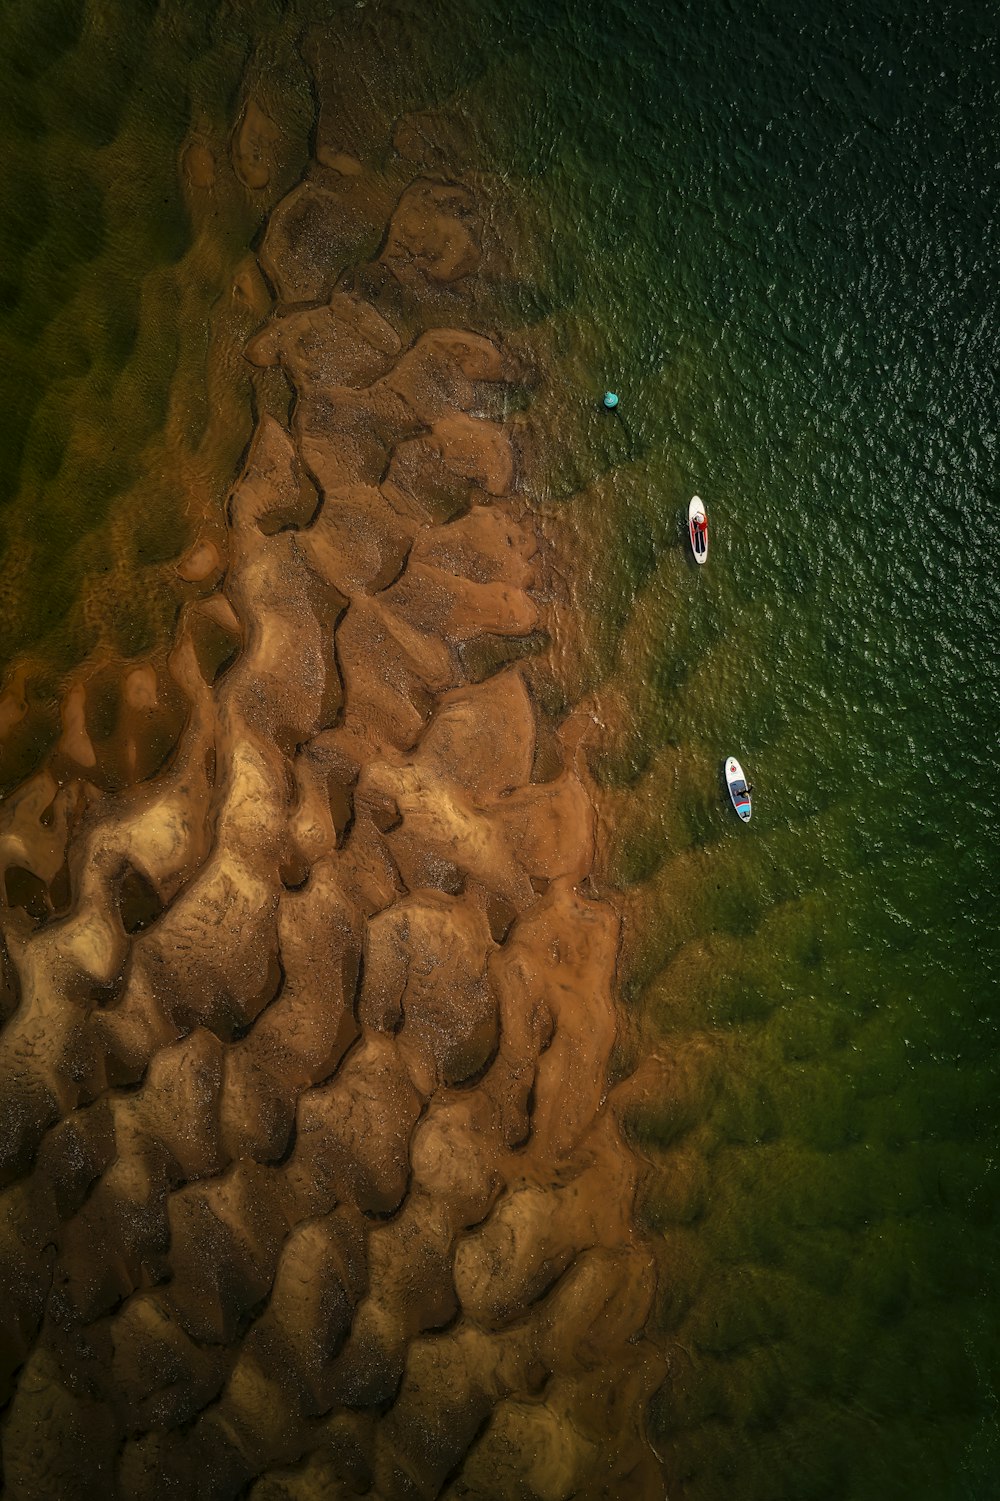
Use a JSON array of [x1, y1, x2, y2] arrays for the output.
[[689, 495, 708, 563]]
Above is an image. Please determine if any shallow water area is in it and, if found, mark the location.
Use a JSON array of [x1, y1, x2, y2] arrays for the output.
[[0, 2, 997, 1498], [0, 0, 318, 788]]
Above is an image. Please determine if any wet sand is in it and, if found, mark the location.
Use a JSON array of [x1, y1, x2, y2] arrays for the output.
[[0, 48, 665, 1501]]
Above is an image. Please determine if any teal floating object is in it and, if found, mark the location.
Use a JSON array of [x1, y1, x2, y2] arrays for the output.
[[603, 391, 619, 409]]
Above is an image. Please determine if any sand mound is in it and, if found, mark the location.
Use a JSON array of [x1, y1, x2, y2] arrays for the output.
[[0, 101, 664, 1501]]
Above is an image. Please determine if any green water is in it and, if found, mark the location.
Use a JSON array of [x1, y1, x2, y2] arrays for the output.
[[1, 1, 997, 1496], [520, 5, 999, 1495], [0, 0, 316, 783], [527, 5, 1000, 1495]]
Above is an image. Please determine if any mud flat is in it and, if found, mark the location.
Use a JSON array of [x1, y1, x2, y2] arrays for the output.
[[0, 63, 665, 1501]]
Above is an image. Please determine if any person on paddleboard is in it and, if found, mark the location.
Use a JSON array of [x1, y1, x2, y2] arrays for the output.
[[693, 512, 707, 534]]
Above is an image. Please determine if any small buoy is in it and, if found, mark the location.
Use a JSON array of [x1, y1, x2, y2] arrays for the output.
[[603, 391, 619, 410]]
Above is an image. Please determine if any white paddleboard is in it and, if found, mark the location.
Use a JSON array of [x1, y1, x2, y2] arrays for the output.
[[689, 496, 708, 564], [725, 756, 752, 822]]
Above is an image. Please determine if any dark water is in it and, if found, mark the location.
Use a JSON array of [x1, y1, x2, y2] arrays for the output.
[[1, 1, 997, 1497]]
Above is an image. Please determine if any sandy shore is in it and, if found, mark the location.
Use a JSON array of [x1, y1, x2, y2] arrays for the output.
[[0, 54, 665, 1501]]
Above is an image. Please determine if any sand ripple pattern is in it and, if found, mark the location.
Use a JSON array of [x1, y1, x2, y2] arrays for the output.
[[0, 158, 663, 1498]]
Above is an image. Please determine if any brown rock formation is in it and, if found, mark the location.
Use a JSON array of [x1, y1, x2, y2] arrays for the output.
[[0, 118, 664, 1501]]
